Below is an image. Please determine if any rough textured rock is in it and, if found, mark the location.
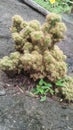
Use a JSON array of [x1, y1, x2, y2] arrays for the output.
[[0, 82, 6, 96], [0, 0, 73, 130], [0, 93, 73, 130]]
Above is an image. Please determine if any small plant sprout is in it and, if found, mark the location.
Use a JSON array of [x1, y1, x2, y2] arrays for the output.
[[32, 79, 54, 101]]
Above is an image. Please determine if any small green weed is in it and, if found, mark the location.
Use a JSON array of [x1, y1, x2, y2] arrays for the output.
[[32, 79, 54, 101], [55, 79, 66, 87], [32, 78, 67, 102]]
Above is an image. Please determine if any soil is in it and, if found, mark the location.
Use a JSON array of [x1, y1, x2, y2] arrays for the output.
[[0, 0, 73, 130]]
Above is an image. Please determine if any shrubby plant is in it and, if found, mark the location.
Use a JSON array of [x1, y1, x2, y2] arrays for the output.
[[0, 13, 73, 101], [0, 13, 67, 81]]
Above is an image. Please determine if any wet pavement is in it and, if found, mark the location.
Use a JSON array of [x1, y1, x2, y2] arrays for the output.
[[0, 0, 73, 130]]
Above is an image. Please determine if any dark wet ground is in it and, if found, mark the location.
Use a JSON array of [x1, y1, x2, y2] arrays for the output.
[[0, 0, 73, 130], [0, 94, 73, 130]]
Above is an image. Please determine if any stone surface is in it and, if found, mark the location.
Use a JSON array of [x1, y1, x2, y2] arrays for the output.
[[0, 94, 73, 130], [0, 82, 6, 96], [0, 0, 73, 130]]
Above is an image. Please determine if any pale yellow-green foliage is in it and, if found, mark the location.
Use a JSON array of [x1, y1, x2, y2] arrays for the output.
[[61, 76, 73, 101], [28, 20, 40, 31], [43, 48, 67, 81], [20, 26, 34, 39], [46, 13, 62, 23], [0, 52, 21, 76], [0, 14, 67, 82], [42, 13, 67, 43], [23, 42, 33, 53], [11, 15, 24, 33]]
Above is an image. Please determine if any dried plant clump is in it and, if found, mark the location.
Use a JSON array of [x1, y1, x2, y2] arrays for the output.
[[61, 76, 73, 101], [0, 52, 22, 76], [43, 47, 67, 81], [28, 20, 40, 31], [0, 13, 67, 82], [10, 15, 24, 33], [42, 13, 67, 44]]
